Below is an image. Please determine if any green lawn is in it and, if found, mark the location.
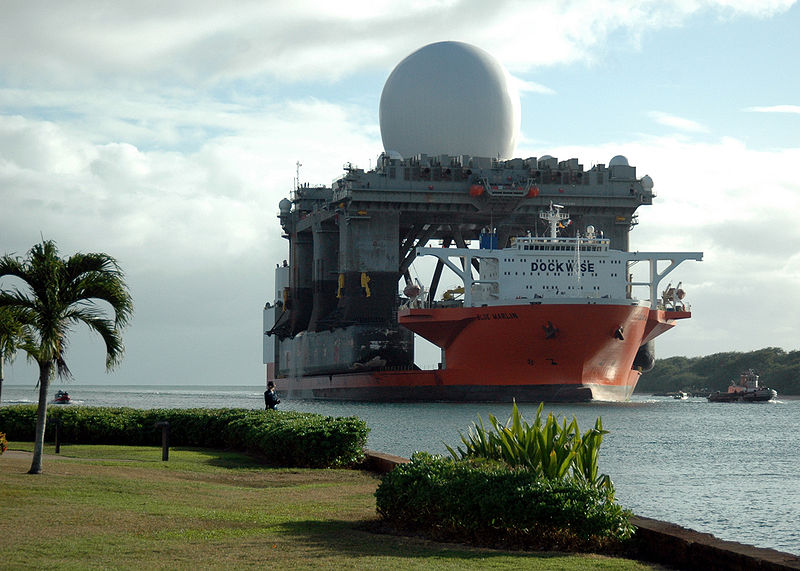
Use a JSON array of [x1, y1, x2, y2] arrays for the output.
[[0, 443, 658, 570]]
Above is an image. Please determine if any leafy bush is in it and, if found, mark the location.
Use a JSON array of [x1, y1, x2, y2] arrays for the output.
[[446, 401, 612, 490], [0, 406, 368, 468], [376, 452, 634, 552], [0, 431, 7, 455], [377, 404, 632, 552]]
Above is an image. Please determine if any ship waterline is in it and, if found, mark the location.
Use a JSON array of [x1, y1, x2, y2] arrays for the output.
[[278, 301, 691, 402]]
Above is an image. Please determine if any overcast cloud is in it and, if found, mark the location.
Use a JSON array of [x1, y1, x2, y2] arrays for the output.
[[2, 0, 799, 386]]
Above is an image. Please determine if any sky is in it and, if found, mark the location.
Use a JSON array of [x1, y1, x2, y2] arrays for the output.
[[2, 0, 800, 387]]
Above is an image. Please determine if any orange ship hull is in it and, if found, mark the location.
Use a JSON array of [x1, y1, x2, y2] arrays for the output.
[[280, 302, 690, 402]]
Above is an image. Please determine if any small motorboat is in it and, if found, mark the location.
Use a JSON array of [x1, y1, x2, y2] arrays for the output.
[[708, 370, 777, 402], [53, 390, 71, 404], [673, 391, 689, 400]]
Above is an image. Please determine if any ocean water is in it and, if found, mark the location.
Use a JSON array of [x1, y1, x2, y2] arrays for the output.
[[2, 384, 798, 556]]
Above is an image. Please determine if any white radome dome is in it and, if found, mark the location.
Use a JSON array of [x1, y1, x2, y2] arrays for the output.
[[609, 155, 629, 167], [379, 41, 519, 159]]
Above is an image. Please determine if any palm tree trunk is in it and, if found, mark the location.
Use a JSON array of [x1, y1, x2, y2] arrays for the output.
[[0, 357, 4, 404], [28, 361, 51, 475]]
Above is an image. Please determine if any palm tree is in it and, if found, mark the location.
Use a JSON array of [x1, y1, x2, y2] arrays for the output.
[[0, 240, 133, 474], [0, 307, 31, 404]]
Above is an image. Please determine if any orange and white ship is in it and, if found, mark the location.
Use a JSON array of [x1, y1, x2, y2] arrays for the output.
[[265, 201, 701, 402], [397, 204, 702, 401]]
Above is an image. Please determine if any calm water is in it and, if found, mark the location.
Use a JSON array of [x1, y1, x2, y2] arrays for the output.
[[3, 384, 798, 555]]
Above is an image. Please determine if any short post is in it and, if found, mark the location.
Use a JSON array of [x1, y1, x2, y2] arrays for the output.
[[52, 417, 61, 454], [154, 421, 170, 461]]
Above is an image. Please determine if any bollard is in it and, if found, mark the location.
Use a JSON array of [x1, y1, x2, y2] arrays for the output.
[[154, 421, 170, 461], [52, 418, 61, 454]]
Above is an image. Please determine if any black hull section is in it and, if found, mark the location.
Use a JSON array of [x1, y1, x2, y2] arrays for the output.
[[707, 391, 777, 403], [275, 325, 414, 377], [285, 379, 596, 403]]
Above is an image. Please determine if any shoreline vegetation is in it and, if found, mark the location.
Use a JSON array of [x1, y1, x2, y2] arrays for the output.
[[637, 347, 800, 395], [0, 443, 656, 570]]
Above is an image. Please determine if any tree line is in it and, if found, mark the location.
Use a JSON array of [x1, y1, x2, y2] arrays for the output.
[[636, 347, 800, 395]]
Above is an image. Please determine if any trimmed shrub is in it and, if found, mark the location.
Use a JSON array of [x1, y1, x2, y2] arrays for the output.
[[376, 452, 634, 552], [0, 405, 368, 468]]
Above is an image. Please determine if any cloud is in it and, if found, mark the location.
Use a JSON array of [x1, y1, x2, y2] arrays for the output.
[[0, 90, 386, 385], [0, 100, 379, 266], [648, 111, 710, 133], [745, 105, 800, 114], [710, 0, 797, 18], [3, 0, 799, 385], [513, 133, 800, 357], [511, 76, 557, 96], [1, 1, 795, 87]]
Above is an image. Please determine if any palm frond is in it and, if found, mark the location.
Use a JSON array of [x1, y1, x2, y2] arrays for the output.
[[0, 239, 133, 373]]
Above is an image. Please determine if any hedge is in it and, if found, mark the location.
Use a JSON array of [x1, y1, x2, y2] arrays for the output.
[[375, 452, 634, 552], [0, 405, 368, 468]]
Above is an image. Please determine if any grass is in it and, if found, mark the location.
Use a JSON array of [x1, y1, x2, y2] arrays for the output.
[[0, 442, 659, 570]]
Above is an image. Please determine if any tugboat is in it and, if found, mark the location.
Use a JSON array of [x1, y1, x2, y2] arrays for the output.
[[52, 390, 71, 404], [707, 370, 777, 402]]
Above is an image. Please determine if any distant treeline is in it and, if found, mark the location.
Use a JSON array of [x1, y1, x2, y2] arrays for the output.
[[636, 347, 800, 395]]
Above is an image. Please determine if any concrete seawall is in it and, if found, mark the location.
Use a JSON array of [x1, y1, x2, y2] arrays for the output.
[[364, 450, 800, 570]]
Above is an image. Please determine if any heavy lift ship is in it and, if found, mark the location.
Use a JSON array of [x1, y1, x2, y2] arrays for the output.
[[263, 153, 701, 401]]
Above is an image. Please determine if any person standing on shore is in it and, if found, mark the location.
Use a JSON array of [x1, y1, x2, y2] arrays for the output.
[[264, 381, 280, 410]]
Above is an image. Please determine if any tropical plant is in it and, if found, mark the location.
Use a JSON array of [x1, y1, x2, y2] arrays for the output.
[[376, 452, 634, 551], [0, 307, 32, 404], [0, 240, 133, 474], [445, 401, 612, 490]]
